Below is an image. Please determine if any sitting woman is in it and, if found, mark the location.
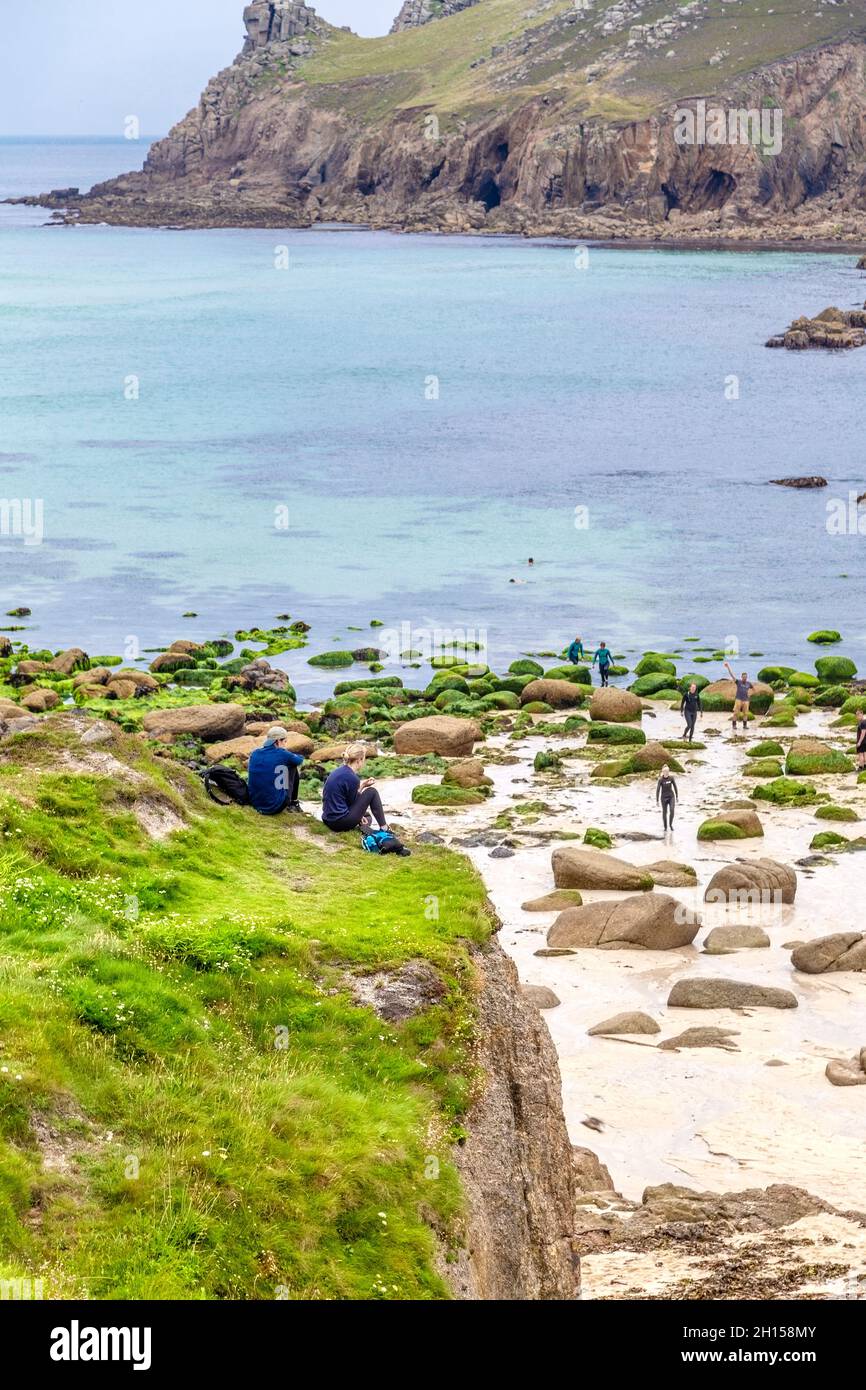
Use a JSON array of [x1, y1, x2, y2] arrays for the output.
[[322, 744, 389, 833]]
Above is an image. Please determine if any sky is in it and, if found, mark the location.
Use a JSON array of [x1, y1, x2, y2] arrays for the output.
[[0, 1, 401, 136]]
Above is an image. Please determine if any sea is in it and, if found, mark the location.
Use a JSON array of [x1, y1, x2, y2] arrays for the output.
[[1, 136, 865, 698]]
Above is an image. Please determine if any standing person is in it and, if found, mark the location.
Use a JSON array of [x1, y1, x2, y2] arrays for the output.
[[592, 641, 613, 686], [656, 764, 678, 834], [566, 635, 585, 665], [680, 682, 702, 742], [247, 727, 305, 816], [856, 708, 866, 771], [322, 744, 392, 834], [724, 660, 754, 732]]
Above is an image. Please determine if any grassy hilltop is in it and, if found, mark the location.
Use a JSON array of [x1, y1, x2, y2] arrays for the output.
[[0, 718, 491, 1300]]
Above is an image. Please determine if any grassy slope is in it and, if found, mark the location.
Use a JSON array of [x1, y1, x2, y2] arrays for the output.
[[0, 720, 492, 1299], [298, 0, 865, 125]]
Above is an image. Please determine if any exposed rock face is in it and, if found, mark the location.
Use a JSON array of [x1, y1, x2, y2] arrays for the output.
[[766, 306, 866, 350], [349, 959, 447, 1020], [391, 0, 480, 32], [243, 1, 322, 51], [548, 894, 699, 951], [445, 941, 580, 1300], [44, 8, 866, 244]]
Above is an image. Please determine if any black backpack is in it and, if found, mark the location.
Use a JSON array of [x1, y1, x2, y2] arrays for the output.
[[204, 765, 250, 807]]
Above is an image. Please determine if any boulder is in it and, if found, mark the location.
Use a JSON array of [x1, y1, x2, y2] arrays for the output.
[[520, 985, 560, 1010], [104, 679, 138, 700], [520, 679, 585, 708], [699, 678, 774, 713], [645, 860, 697, 888], [228, 658, 293, 694], [14, 660, 50, 680], [785, 737, 853, 776], [547, 894, 699, 950], [589, 687, 642, 723], [20, 689, 60, 713], [698, 809, 764, 840], [667, 978, 797, 1010], [149, 650, 195, 674], [703, 925, 771, 954], [205, 735, 262, 765], [73, 667, 111, 689], [108, 669, 159, 693], [393, 715, 481, 757], [0, 699, 22, 720], [704, 858, 796, 905], [442, 758, 492, 789], [572, 1147, 615, 1193], [168, 640, 206, 656], [791, 933, 866, 974], [629, 740, 681, 772], [551, 846, 653, 892], [142, 703, 246, 742], [48, 647, 89, 675], [658, 1027, 739, 1051], [521, 889, 584, 912], [310, 742, 374, 764], [587, 1011, 660, 1036], [826, 1057, 866, 1087]]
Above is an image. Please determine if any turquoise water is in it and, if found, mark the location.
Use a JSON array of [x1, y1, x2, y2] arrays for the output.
[[2, 140, 865, 696]]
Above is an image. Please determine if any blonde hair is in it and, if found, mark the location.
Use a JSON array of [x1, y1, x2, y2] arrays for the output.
[[344, 743, 368, 765]]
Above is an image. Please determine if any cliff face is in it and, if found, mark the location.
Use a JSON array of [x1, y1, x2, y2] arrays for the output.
[[37, 0, 866, 243], [444, 941, 580, 1300]]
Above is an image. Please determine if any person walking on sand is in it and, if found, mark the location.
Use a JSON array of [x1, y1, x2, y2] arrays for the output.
[[680, 681, 703, 742], [724, 659, 754, 732], [567, 635, 585, 665], [856, 708, 866, 771], [656, 764, 678, 834], [592, 641, 613, 686]]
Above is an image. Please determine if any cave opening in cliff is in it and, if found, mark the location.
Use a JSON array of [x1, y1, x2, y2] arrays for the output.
[[496, 142, 510, 164], [475, 173, 501, 210], [692, 169, 737, 211]]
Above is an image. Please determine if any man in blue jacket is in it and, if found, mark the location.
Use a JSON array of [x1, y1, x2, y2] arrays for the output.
[[247, 726, 305, 816]]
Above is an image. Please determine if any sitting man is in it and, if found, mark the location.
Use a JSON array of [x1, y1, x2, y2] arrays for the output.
[[322, 743, 390, 834], [247, 726, 304, 816]]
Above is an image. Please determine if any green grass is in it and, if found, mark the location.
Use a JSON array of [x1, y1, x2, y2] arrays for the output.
[[0, 721, 493, 1299]]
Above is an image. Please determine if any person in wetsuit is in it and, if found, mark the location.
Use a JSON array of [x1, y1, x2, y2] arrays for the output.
[[680, 682, 703, 742], [656, 764, 678, 833], [592, 642, 613, 686], [567, 636, 585, 665], [856, 707, 866, 772]]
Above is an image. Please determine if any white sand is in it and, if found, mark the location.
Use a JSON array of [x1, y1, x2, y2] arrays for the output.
[[385, 703, 866, 1209]]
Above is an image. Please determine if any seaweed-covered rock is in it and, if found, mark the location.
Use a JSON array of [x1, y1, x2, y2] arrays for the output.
[[149, 649, 195, 674], [552, 846, 653, 892], [785, 737, 853, 776], [411, 783, 487, 807], [698, 809, 763, 840], [807, 630, 841, 644], [48, 647, 90, 676], [809, 831, 848, 850], [586, 723, 646, 745], [634, 654, 676, 678], [442, 758, 491, 789], [815, 804, 859, 822], [583, 827, 612, 849], [815, 655, 857, 682], [742, 758, 784, 778], [509, 659, 544, 678], [308, 650, 355, 668], [629, 673, 675, 697], [547, 893, 699, 951], [747, 740, 784, 759], [752, 777, 825, 806]]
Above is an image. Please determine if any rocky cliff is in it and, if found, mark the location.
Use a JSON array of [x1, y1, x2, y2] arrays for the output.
[[390, 0, 481, 33], [445, 941, 580, 1299], [27, 0, 866, 244]]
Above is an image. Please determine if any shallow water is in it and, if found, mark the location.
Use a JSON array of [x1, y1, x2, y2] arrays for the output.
[[1, 140, 865, 695]]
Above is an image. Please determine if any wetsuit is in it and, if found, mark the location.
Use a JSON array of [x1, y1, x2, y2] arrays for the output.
[[857, 717, 866, 764], [567, 640, 585, 665], [680, 689, 702, 742], [593, 646, 612, 686], [656, 773, 678, 830]]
